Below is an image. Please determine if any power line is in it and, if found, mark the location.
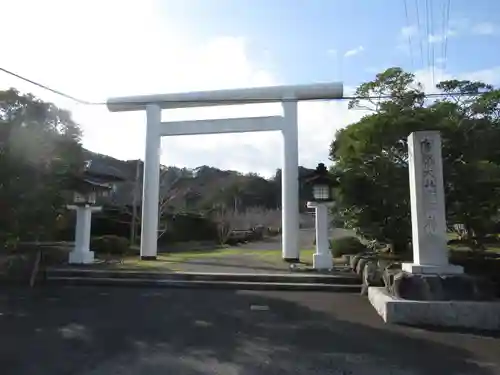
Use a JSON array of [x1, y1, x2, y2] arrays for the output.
[[443, 0, 451, 73], [403, 0, 414, 69], [0, 67, 101, 105], [343, 92, 483, 100], [425, 0, 432, 81], [415, 0, 425, 68], [440, 1, 447, 68], [0, 65, 488, 106], [429, 0, 435, 85]]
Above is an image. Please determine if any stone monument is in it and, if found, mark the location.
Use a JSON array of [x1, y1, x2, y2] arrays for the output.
[[402, 131, 463, 275], [368, 131, 500, 330]]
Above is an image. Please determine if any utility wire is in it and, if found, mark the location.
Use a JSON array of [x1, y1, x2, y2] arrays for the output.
[[429, 0, 435, 86], [403, 0, 414, 69], [415, 0, 425, 68], [440, 1, 447, 68], [425, 0, 432, 82], [343, 92, 483, 100], [0, 65, 489, 106], [0, 67, 101, 105], [443, 0, 451, 73]]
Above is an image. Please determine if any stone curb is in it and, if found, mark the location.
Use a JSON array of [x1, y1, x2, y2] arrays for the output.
[[46, 268, 361, 285], [46, 276, 361, 292]]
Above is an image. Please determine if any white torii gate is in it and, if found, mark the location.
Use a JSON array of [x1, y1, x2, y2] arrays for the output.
[[107, 83, 343, 261]]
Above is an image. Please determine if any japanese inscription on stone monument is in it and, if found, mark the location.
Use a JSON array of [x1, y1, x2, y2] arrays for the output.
[[421, 137, 438, 235]]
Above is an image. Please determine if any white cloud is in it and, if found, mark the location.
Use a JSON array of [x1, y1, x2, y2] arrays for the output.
[[413, 68, 451, 94], [428, 29, 457, 44], [344, 46, 364, 58], [472, 22, 497, 35], [457, 66, 500, 84], [398, 18, 495, 59], [435, 57, 446, 65], [449, 18, 470, 30], [0, 0, 360, 177], [401, 25, 418, 38], [427, 20, 496, 43], [327, 49, 337, 56], [397, 24, 456, 56], [414, 65, 500, 95], [396, 25, 424, 56], [428, 34, 444, 44]]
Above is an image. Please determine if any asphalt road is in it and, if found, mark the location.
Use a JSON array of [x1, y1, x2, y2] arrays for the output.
[[1, 286, 499, 375]]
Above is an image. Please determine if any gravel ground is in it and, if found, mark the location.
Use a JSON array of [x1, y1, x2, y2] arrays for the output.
[[237, 228, 357, 251], [171, 228, 357, 273], [1, 286, 499, 375], [173, 253, 293, 273]]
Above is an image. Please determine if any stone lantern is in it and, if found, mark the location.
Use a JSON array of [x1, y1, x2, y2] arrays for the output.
[[64, 166, 123, 264], [303, 163, 338, 270]]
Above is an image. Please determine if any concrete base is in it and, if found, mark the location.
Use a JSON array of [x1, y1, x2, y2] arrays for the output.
[[283, 257, 300, 263], [313, 253, 333, 270], [141, 255, 157, 261], [402, 263, 464, 275], [368, 287, 500, 330], [68, 250, 95, 265]]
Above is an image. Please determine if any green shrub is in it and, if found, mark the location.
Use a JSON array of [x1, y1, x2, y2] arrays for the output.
[[267, 228, 280, 237], [447, 238, 466, 246], [91, 235, 130, 256], [330, 236, 367, 258]]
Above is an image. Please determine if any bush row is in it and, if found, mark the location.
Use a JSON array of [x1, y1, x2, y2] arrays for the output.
[[91, 235, 130, 255], [89, 228, 281, 255], [330, 236, 367, 258]]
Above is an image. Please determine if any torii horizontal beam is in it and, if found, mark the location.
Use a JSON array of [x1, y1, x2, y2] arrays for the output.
[[159, 116, 284, 136], [107, 82, 343, 111]]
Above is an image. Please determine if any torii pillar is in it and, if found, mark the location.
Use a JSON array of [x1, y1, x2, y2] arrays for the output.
[[107, 83, 343, 261]]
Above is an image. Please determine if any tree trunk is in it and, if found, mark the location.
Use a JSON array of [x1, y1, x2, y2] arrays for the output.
[[464, 222, 485, 251], [388, 240, 409, 256]]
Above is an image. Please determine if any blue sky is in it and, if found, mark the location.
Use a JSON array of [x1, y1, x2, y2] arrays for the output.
[[158, 0, 500, 88], [1, 0, 499, 176]]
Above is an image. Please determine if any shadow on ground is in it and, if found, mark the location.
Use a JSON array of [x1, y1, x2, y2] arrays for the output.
[[0, 286, 499, 374], [177, 259, 287, 273], [400, 323, 500, 339]]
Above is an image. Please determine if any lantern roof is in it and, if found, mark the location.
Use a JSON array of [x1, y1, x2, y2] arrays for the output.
[[302, 163, 338, 186]]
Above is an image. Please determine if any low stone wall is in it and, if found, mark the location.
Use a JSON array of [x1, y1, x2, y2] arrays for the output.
[[369, 287, 500, 330], [351, 249, 500, 330]]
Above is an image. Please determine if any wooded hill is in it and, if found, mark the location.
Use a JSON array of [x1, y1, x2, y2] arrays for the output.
[[84, 149, 316, 214], [78, 151, 317, 244]]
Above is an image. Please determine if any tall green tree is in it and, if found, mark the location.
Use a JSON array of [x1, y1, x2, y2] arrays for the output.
[[0, 89, 84, 244], [433, 80, 500, 246], [330, 68, 500, 252]]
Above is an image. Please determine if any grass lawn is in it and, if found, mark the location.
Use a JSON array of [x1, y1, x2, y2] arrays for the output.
[[448, 244, 500, 254], [251, 249, 313, 263], [101, 247, 348, 272], [110, 248, 245, 271], [446, 232, 500, 253], [252, 249, 348, 266], [100, 247, 347, 271]]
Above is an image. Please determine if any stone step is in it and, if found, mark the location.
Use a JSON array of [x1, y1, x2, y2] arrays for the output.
[[46, 276, 361, 292], [46, 268, 361, 285]]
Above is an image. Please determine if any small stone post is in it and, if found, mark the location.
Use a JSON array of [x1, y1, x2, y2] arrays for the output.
[[307, 201, 334, 270], [402, 131, 463, 275], [68, 204, 102, 264]]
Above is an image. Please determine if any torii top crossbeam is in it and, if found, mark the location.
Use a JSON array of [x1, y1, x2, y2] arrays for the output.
[[106, 82, 343, 112]]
